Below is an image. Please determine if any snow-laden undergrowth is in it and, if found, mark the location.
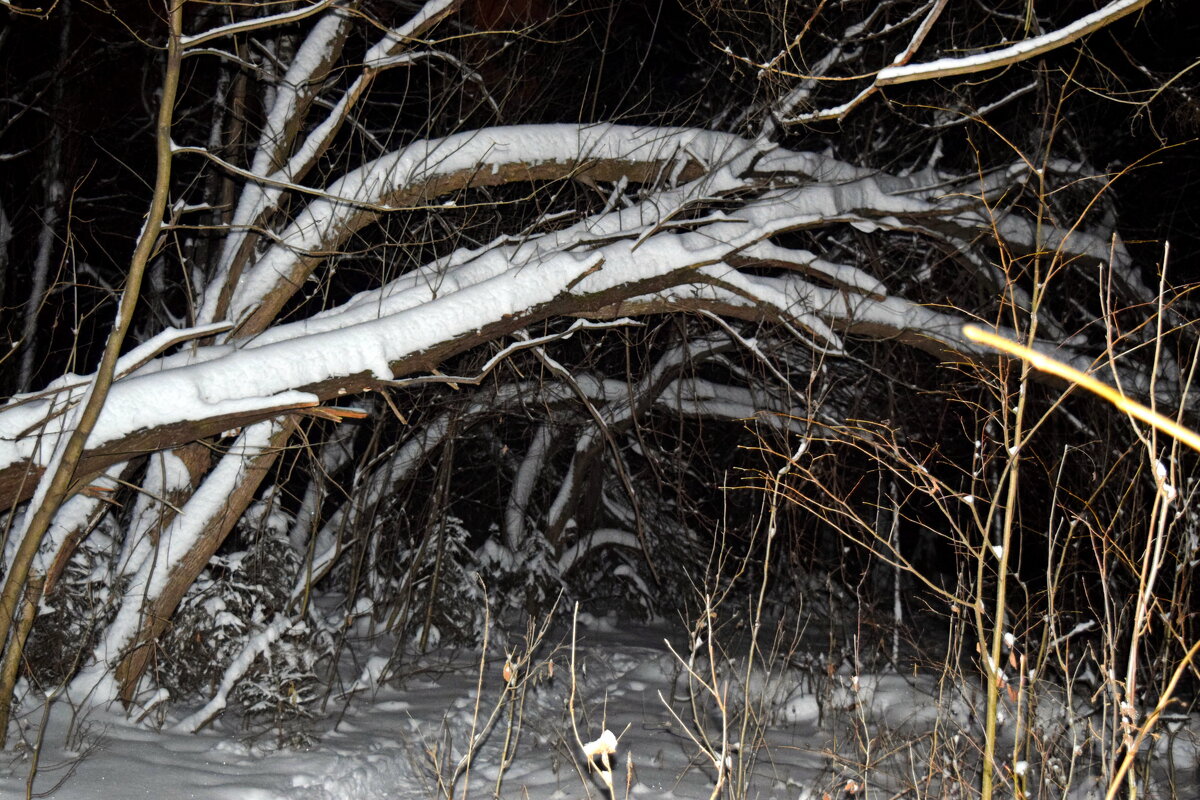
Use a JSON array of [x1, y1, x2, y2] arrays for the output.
[[4, 611, 1196, 800]]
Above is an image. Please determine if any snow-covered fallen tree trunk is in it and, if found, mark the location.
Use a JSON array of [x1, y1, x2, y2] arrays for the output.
[[0, 126, 1135, 510], [0, 113, 1151, 705]]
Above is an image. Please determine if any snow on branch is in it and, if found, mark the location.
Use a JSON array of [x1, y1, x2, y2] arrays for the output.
[[875, 0, 1151, 86], [504, 424, 554, 551], [172, 614, 296, 733], [780, 0, 949, 124], [363, 0, 461, 65], [0, 123, 1140, 509], [252, 11, 350, 177], [658, 377, 805, 432], [557, 528, 641, 575], [782, 0, 1150, 124], [204, 1, 460, 326], [181, 0, 338, 49], [69, 420, 288, 706], [214, 124, 748, 335]]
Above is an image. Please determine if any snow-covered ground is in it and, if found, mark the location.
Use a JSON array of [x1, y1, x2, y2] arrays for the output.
[[2, 613, 1196, 799]]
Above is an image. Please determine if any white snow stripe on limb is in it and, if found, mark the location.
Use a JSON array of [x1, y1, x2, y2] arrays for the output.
[[736, 241, 887, 297], [657, 377, 802, 427], [181, 0, 337, 49], [245, 163, 934, 345], [288, 536, 349, 603], [253, 11, 349, 177], [200, 2, 459, 326], [505, 423, 554, 551], [223, 124, 748, 326], [876, 0, 1152, 86], [5, 322, 232, 414], [558, 528, 642, 574], [0, 376, 314, 476], [199, 9, 353, 325], [0, 126, 1137, 480], [783, 0, 949, 124], [112, 450, 193, 578], [26, 464, 125, 579], [363, 0, 460, 65]]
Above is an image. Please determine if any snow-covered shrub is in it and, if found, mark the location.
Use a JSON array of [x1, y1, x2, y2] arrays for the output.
[[387, 514, 487, 647], [157, 495, 332, 740], [23, 514, 120, 690], [234, 620, 323, 749], [477, 524, 559, 622]]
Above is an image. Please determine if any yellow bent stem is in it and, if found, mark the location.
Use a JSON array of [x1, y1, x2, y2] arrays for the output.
[[962, 325, 1200, 454]]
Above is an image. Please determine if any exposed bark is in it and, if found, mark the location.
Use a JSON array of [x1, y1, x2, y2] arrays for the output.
[[0, 575, 41, 747]]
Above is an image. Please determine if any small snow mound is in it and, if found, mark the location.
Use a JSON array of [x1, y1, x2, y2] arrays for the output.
[[576, 610, 618, 631]]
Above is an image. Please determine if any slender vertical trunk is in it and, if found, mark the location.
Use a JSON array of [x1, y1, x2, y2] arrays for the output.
[[0, 0, 184, 730], [17, 0, 71, 392], [0, 203, 11, 305]]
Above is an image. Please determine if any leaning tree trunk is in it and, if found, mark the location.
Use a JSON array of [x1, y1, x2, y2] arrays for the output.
[[0, 0, 184, 742]]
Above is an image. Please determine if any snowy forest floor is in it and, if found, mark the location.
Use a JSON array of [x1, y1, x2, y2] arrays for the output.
[[2, 611, 1197, 800]]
